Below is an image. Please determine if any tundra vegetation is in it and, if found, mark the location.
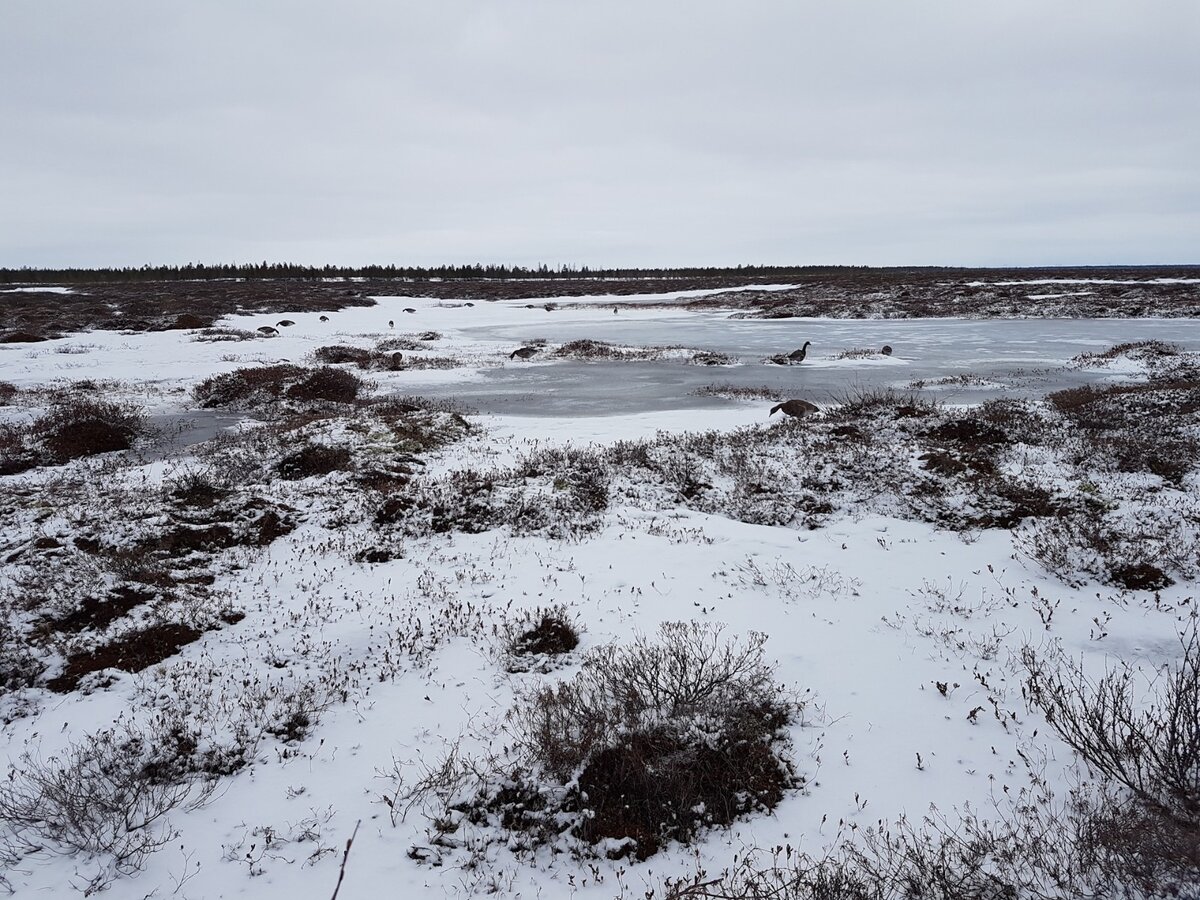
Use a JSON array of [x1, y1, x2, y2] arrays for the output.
[[0, 301, 1198, 898]]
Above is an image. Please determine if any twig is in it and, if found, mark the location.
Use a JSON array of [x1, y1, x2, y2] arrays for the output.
[[329, 819, 361, 900]]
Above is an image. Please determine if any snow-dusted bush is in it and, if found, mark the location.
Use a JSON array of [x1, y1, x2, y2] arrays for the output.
[[398, 625, 800, 864], [1014, 498, 1200, 590], [193, 363, 305, 408], [498, 603, 581, 673], [1023, 623, 1200, 833], [0, 724, 218, 891]]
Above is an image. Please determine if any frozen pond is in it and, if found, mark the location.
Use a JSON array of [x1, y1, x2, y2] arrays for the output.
[[4, 291, 1198, 421], [413, 312, 1200, 416]]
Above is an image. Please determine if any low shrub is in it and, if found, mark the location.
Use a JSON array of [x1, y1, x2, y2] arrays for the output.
[[167, 313, 208, 330], [276, 444, 352, 480], [829, 387, 939, 419], [501, 604, 581, 672], [688, 350, 737, 366], [405, 624, 799, 865], [193, 364, 364, 408], [1, 603, 44, 693], [693, 384, 780, 401], [1014, 503, 1197, 589], [313, 344, 371, 365], [1071, 340, 1181, 367], [1024, 623, 1200, 830], [0, 424, 38, 476], [509, 623, 798, 859], [832, 347, 879, 359], [0, 723, 218, 889], [32, 398, 146, 462], [166, 470, 230, 508], [191, 327, 258, 342], [1014, 624, 1200, 894], [284, 366, 364, 403], [553, 339, 656, 360], [375, 336, 424, 352], [193, 364, 303, 408]]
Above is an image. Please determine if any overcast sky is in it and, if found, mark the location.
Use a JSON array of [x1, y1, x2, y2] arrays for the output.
[[2, 1, 1198, 269]]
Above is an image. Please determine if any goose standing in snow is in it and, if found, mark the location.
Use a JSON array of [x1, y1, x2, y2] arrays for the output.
[[769, 398, 819, 419]]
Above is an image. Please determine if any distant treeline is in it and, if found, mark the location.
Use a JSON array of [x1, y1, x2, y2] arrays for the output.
[[4, 262, 1195, 286], [0, 262, 882, 285]]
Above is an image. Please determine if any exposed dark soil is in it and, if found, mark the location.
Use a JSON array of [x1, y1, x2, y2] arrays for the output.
[[47, 623, 204, 692], [44, 587, 156, 635]]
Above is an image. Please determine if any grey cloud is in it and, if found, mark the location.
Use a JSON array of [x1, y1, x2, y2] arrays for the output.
[[2, 1, 1197, 267]]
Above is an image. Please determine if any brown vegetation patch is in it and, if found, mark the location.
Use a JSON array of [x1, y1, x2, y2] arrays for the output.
[[924, 418, 1009, 448], [193, 364, 303, 408], [832, 347, 880, 359], [570, 718, 790, 860], [1071, 340, 1181, 366], [154, 523, 237, 556], [354, 545, 401, 564], [694, 384, 779, 401], [970, 480, 1062, 529], [32, 399, 146, 462], [688, 351, 737, 366], [375, 336, 425, 352], [381, 408, 471, 453], [192, 327, 258, 342], [284, 366, 364, 403], [552, 339, 659, 360], [168, 472, 230, 508], [0, 424, 37, 475], [47, 623, 204, 692], [45, 587, 156, 635], [510, 611, 579, 657], [243, 503, 295, 546], [276, 444, 352, 480], [1109, 562, 1173, 592], [313, 344, 372, 365], [167, 313, 209, 330], [395, 355, 460, 370], [919, 451, 969, 476]]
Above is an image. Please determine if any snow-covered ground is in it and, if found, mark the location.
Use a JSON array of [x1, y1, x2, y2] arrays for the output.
[[1, 289, 1197, 897]]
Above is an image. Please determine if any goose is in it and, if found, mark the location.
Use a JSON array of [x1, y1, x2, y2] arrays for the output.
[[256, 326, 278, 336], [319, 315, 329, 322], [276, 319, 295, 327], [881, 345, 893, 356], [769, 398, 818, 419], [388, 320, 394, 328], [787, 341, 812, 363], [510, 347, 538, 360]]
